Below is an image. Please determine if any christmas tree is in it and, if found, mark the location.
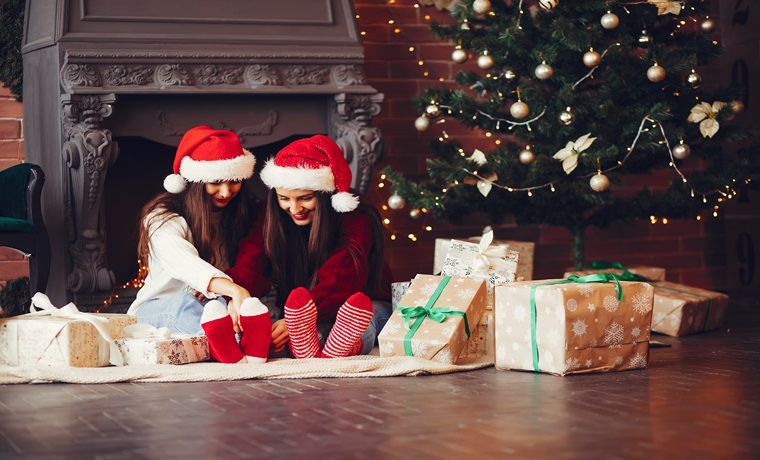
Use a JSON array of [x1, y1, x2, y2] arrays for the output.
[[383, 0, 759, 269]]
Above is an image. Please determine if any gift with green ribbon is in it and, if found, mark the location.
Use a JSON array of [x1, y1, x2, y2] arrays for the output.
[[378, 275, 487, 364], [493, 275, 654, 376], [564, 260, 666, 282], [651, 280, 729, 337]]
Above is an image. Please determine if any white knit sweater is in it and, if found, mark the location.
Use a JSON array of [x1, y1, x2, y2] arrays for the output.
[[127, 209, 231, 315]]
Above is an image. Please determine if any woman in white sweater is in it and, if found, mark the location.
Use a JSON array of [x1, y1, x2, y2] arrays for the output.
[[127, 126, 271, 364]]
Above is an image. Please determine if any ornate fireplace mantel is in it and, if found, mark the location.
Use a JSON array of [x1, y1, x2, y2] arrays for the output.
[[22, 0, 384, 306]]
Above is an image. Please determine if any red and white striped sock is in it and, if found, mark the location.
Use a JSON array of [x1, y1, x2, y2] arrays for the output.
[[321, 292, 373, 358], [284, 287, 322, 359], [239, 297, 272, 364], [201, 300, 246, 364]]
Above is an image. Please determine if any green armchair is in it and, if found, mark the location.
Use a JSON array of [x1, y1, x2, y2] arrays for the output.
[[0, 163, 51, 295]]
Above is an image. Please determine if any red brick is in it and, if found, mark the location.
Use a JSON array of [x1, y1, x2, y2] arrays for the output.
[[363, 60, 390, 80], [0, 85, 13, 97], [0, 260, 29, 280], [0, 140, 21, 159], [0, 248, 26, 261], [0, 99, 22, 118], [0, 159, 23, 172], [0, 120, 21, 138]]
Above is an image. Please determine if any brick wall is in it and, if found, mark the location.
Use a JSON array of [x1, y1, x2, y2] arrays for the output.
[[355, 1, 732, 291], [0, 85, 27, 286]]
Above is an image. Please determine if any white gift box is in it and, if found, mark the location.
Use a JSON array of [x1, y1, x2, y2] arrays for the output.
[[114, 324, 211, 365]]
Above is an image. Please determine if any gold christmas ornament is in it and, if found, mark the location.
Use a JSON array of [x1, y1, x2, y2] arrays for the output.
[[477, 52, 495, 70], [558, 107, 576, 126], [672, 143, 691, 160], [387, 194, 406, 210], [701, 18, 716, 34], [730, 100, 745, 114], [472, 0, 491, 14], [583, 50, 602, 68], [425, 104, 441, 117], [686, 71, 702, 89], [414, 115, 431, 132], [590, 172, 610, 192], [647, 63, 666, 82], [519, 148, 535, 165], [535, 62, 554, 80], [601, 12, 619, 29], [452, 48, 468, 64], [408, 208, 422, 220], [510, 100, 530, 119]]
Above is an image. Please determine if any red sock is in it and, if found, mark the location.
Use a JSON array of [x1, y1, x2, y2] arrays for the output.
[[201, 300, 246, 364], [284, 287, 322, 359], [321, 292, 373, 358], [239, 297, 272, 363]]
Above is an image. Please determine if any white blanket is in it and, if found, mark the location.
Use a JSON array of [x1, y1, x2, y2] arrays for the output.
[[0, 354, 494, 384]]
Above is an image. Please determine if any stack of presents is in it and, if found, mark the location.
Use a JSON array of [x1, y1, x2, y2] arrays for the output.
[[379, 229, 729, 376], [0, 231, 729, 375]]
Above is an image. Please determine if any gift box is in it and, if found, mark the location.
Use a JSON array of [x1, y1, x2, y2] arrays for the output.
[[440, 231, 519, 308], [378, 275, 487, 364], [434, 236, 534, 281], [494, 276, 654, 376], [564, 261, 665, 282], [114, 324, 211, 365], [0, 293, 136, 367], [391, 281, 412, 310], [457, 311, 494, 360], [651, 281, 729, 337]]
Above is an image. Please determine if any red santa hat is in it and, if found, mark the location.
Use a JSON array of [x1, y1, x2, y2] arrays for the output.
[[163, 126, 256, 193], [260, 134, 359, 212]]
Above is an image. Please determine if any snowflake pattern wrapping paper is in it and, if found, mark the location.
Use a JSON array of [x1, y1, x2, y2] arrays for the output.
[[114, 334, 211, 365], [0, 313, 137, 367], [378, 275, 487, 364], [391, 281, 412, 310], [458, 311, 494, 360], [434, 237, 534, 281], [564, 265, 666, 282], [651, 281, 729, 337], [440, 238, 520, 308], [494, 279, 654, 376]]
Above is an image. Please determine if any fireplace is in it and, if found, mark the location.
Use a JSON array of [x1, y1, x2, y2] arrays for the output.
[[21, 0, 384, 307]]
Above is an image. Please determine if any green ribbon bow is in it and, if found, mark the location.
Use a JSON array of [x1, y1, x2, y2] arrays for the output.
[[397, 276, 471, 357], [585, 260, 651, 282], [529, 273, 625, 372], [653, 284, 712, 332]]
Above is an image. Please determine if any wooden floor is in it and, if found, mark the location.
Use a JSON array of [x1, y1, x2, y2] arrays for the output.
[[1, 301, 759, 459]]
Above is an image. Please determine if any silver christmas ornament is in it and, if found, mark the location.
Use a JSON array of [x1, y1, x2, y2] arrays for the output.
[[504, 69, 517, 83], [601, 12, 619, 30], [408, 208, 422, 220], [590, 173, 610, 192], [388, 194, 406, 210], [510, 100, 530, 119], [558, 107, 576, 126], [730, 100, 745, 114], [477, 53, 494, 70], [686, 71, 702, 89], [539, 0, 559, 10], [701, 18, 716, 34], [672, 143, 691, 160], [583, 50, 602, 68], [425, 104, 441, 117], [535, 62, 554, 80], [647, 64, 666, 82], [638, 30, 653, 48], [452, 48, 468, 64], [519, 149, 535, 165], [472, 0, 491, 14], [414, 115, 431, 132]]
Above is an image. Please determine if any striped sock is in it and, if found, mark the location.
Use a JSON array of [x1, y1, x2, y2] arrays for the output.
[[284, 287, 322, 359], [239, 297, 272, 364], [321, 292, 373, 358], [201, 300, 246, 364]]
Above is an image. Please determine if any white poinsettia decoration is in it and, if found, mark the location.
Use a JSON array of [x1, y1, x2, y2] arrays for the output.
[[469, 149, 487, 165], [553, 133, 597, 174], [477, 173, 498, 197], [688, 101, 726, 138], [648, 0, 682, 15]]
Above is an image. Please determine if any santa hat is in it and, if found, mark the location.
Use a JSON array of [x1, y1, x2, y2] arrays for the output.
[[260, 134, 359, 212], [163, 126, 256, 193]]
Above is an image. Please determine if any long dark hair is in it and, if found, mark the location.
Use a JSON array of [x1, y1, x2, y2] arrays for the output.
[[137, 181, 252, 267], [263, 189, 385, 305]]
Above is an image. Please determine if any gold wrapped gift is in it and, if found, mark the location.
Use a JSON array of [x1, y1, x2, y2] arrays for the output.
[[458, 311, 494, 360], [494, 275, 654, 376], [378, 275, 487, 364], [651, 281, 729, 337], [564, 261, 665, 282]]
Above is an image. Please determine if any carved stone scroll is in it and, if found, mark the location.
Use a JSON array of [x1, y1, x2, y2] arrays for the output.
[[61, 94, 119, 296]]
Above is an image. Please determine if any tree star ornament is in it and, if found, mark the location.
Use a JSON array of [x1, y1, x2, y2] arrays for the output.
[[647, 0, 682, 16], [553, 133, 597, 174], [688, 101, 726, 138], [476, 173, 498, 197]]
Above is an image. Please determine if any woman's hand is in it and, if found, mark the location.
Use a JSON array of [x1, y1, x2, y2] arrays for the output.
[[207, 278, 251, 333], [270, 319, 289, 353]]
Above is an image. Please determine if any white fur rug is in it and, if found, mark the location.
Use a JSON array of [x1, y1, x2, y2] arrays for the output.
[[0, 354, 494, 384]]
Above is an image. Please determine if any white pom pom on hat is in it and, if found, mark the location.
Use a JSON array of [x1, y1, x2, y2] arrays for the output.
[[164, 126, 256, 193], [259, 134, 359, 212]]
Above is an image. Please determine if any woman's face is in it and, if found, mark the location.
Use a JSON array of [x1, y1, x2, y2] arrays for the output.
[[275, 188, 318, 226], [205, 181, 243, 209]]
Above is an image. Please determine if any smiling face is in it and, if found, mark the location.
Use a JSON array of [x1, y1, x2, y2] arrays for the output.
[[275, 188, 318, 226], [204, 180, 243, 209]]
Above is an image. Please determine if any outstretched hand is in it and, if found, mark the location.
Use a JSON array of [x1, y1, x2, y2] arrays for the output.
[[271, 319, 289, 353]]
